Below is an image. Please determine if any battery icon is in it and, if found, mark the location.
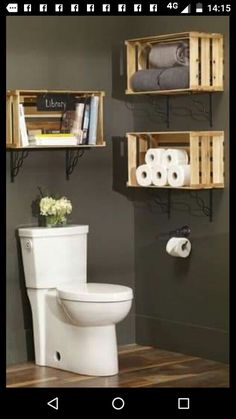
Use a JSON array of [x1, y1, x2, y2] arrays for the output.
[[196, 2, 203, 13]]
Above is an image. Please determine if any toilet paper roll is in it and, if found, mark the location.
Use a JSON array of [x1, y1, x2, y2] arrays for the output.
[[151, 165, 169, 186], [145, 148, 166, 166], [168, 165, 191, 187], [166, 237, 191, 258], [136, 164, 153, 186], [162, 149, 189, 167], [166, 237, 179, 257]]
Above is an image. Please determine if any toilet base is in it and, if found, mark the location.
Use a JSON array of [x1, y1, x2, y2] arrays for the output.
[[78, 325, 117, 376], [28, 289, 119, 376], [45, 325, 118, 376]]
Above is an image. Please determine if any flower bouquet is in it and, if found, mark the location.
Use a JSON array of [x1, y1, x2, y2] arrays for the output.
[[40, 195, 72, 227]]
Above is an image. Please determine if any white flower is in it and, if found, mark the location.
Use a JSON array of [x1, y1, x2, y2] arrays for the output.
[[40, 197, 56, 216], [40, 196, 72, 218]]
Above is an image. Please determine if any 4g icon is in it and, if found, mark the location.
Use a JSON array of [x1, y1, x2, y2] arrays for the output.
[[167, 2, 178, 9]]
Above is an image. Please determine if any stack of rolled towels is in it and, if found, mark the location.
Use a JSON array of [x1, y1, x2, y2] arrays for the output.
[[131, 41, 189, 91], [136, 148, 191, 187]]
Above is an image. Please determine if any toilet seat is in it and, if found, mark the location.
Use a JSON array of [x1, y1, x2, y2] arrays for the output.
[[57, 282, 133, 302]]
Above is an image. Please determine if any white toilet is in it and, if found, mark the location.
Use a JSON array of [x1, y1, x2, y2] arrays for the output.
[[18, 225, 133, 376]]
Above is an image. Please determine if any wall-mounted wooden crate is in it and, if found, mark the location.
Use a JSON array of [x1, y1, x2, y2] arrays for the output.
[[6, 89, 105, 148], [126, 131, 224, 189], [125, 32, 223, 95]]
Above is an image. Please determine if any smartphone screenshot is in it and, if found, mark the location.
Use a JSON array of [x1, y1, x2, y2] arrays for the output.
[[2, 0, 231, 415]]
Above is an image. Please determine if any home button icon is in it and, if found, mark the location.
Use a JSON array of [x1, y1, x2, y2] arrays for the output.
[[112, 397, 125, 410]]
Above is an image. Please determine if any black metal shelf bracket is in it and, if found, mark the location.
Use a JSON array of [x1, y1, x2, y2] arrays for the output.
[[190, 190, 213, 222], [152, 189, 172, 218], [10, 150, 29, 183], [187, 92, 213, 127], [151, 188, 214, 222], [65, 149, 85, 180], [146, 92, 213, 128]]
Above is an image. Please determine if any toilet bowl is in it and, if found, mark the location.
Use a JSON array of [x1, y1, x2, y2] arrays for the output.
[[58, 282, 133, 326], [58, 282, 132, 375], [19, 225, 133, 376]]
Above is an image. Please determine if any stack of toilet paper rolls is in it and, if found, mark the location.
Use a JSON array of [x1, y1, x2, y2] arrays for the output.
[[136, 148, 191, 187]]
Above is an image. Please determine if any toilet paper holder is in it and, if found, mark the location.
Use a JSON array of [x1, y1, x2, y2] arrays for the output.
[[169, 225, 191, 238], [158, 225, 191, 240]]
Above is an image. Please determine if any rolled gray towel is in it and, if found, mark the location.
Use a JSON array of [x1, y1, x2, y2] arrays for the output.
[[160, 66, 189, 89], [131, 67, 189, 91], [149, 42, 189, 68]]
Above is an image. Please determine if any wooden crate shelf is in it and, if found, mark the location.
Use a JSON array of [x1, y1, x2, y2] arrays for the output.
[[6, 89, 105, 148], [125, 32, 224, 95], [126, 131, 224, 189]]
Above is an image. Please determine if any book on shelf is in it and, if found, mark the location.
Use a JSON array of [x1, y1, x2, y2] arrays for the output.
[[19, 104, 29, 147], [88, 96, 99, 145], [70, 102, 85, 144], [81, 97, 91, 145], [61, 110, 76, 132], [28, 133, 78, 146]]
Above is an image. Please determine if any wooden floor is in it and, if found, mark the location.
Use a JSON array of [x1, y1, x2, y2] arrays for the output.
[[6, 345, 229, 388]]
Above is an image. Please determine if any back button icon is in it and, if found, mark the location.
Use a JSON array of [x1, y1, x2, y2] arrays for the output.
[[47, 397, 59, 410]]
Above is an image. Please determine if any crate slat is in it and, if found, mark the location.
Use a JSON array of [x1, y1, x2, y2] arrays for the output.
[[189, 37, 199, 89], [137, 43, 142, 71], [201, 38, 210, 87], [126, 131, 224, 189], [12, 94, 20, 147], [212, 37, 224, 88], [149, 134, 157, 148], [128, 134, 138, 186], [126, 42, 136, 93], [139, 135, 149, 165], [212, 135, 224, 184], [125, 32, 222, 44], [126, 32, 223, 94], [97, 95, 105, 145], [218, 37, 224, 88], [6, 95, 13, 146], [190, 134, 200, 185]]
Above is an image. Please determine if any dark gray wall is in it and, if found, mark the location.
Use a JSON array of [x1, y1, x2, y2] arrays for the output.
[[130, 16, 229, 362], [7, 16, 229, 366], [6, 16, 136, 365]]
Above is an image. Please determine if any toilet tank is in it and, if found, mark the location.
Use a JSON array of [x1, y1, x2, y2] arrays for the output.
[[18, 225, 88, 289]]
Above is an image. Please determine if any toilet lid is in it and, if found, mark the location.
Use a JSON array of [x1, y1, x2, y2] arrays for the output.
[[57, 283, 133, 302]]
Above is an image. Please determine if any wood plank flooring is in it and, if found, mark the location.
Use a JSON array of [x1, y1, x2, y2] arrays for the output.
[[6, 345, 229, 388]]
